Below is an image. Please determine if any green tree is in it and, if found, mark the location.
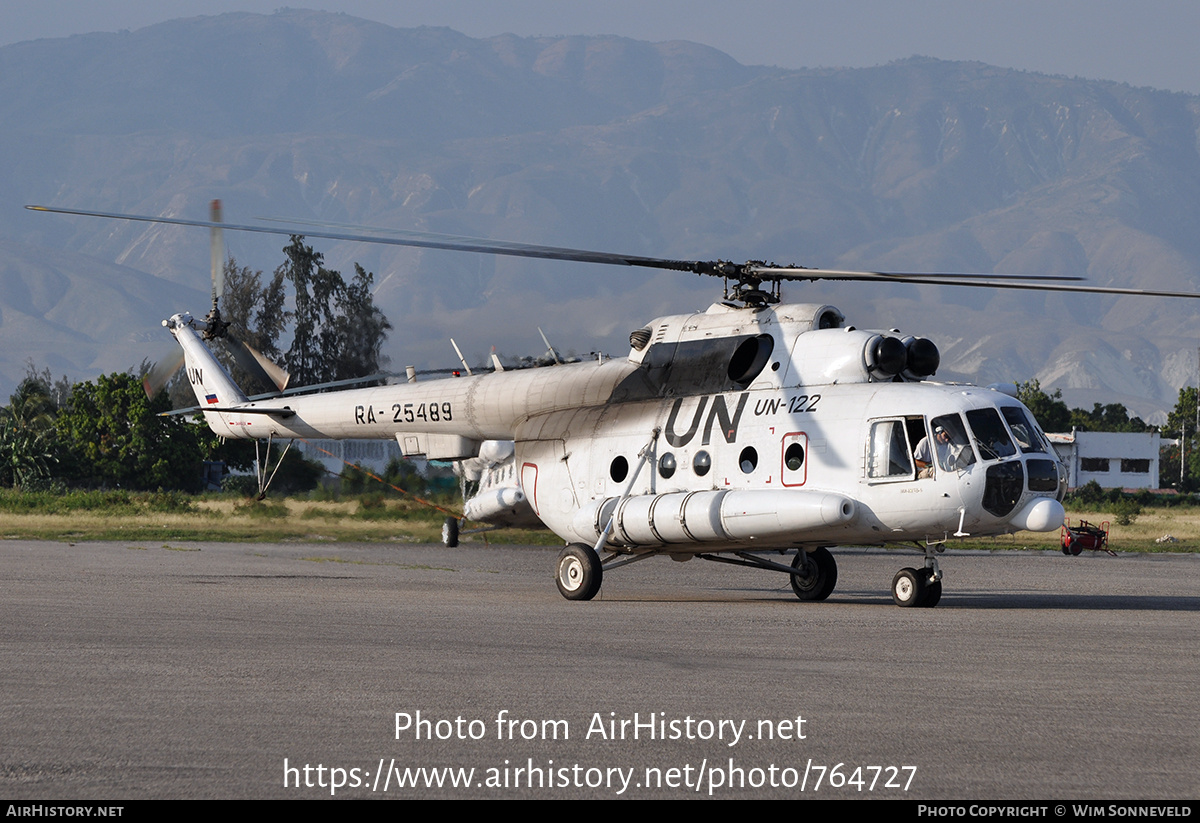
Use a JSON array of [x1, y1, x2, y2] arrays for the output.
[[1017, 380, 1153, 434], [278, 236, 326, 387], [1162, 387, 1200, 490], [220, 256, 288, 393], [381, 457, 425, 494], [0, 377, 60, 488], [1069, 402, 1152, 433], [54, 372, 216, 490], [329, 263, 391, 381], [21, 362, 72, 410], [1165, 387, 1198, 435], [277, 237, 391, 387], [1015, 379, 1071, 432]]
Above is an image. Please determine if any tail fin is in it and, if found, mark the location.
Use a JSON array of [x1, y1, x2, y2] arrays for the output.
[[166, 313, 249, 409]]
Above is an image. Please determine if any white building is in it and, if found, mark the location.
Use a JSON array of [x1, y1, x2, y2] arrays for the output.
[[295, 438, 406, 476], [1045, 430, 1160, 489]]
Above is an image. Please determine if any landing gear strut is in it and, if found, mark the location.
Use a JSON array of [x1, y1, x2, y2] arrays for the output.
[[251, 435, 293, 500]]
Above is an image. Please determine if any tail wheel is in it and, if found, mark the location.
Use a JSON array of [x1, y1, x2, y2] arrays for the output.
[[892, 567, 926, 607], [556, 544, 603, 601], [790, 547, 838, 601]]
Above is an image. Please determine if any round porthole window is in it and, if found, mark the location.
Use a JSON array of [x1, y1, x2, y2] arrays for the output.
[[739, 446, 758, 473], [693, 450, 711, 477], [785, 442, 805, 471], [658, 453, 676, 479], [610, 455, 628, 483]]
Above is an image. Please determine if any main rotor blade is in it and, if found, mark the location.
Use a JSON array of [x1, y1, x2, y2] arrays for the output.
[[27, 204, 699, 273], [256, 214, 1083, 285], [751, 266, 1200, 298], [30, 204, 1197, 297], [746, 266, 1080, 282]]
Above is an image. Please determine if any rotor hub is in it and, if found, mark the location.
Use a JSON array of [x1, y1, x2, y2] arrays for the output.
[[201, 304, 230, 341]]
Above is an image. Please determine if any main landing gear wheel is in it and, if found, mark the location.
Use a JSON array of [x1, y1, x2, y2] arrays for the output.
[[790, 547, 838, 601], [441, 517, 459, 548], [556, 543, 603, 601], [892, 567, 926, 607]]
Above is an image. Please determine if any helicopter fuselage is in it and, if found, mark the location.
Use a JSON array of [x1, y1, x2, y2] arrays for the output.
[[174, 300, 1067, 558]]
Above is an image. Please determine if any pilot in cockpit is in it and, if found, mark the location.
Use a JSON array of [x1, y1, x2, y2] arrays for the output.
[[915, 420, 972, 478], [914, 425, 948, 478]]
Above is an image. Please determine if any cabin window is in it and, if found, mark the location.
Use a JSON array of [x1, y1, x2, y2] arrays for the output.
[[867, 419, 914, 479], [1027, 459, 1060, 492], [610, 455, 629, 483], [693, 450, 712, 477], [781, 434, 807, 487], [983, 461, 1024, 517], [739, 446, 758, 474], [785, 442, 804, 471], [658, 453, 677, 479]]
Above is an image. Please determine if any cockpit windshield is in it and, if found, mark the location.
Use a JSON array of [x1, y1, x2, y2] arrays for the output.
[[1000, 406, 1047, 454], [966, 408, 1017, 461]]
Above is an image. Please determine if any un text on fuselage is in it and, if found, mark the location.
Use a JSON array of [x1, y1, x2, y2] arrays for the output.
[[664, 392, 821, 447], [664, 393, 749, 447]]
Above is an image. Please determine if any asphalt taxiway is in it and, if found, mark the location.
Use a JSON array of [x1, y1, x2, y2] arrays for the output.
[[1, 540, 1197, 798]]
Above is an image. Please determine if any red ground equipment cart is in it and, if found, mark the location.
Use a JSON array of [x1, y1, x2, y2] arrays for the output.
[[1061, 519, 1112, 556]]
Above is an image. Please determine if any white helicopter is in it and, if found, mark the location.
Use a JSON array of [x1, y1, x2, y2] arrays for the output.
[[28, 203, 1200, 607]]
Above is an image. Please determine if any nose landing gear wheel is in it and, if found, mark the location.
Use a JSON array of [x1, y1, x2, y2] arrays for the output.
[[790, 547, 838, 601], [556, 543, 603, 601], [919, 579, 942, 608], [441, 517, 459, 547], [892, 567, 926, 607]]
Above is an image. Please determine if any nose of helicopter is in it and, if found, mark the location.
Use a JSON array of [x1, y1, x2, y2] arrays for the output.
[[1007, 497, 1066, 532]]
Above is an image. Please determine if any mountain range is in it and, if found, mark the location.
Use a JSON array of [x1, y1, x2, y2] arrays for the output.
[[4, 9, 1200, 421]]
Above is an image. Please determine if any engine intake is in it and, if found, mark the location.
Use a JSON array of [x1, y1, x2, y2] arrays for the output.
[[902, 336, 940, 379]]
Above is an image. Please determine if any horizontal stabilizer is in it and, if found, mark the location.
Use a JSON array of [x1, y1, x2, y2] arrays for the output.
[[160, 405, 295, 418]]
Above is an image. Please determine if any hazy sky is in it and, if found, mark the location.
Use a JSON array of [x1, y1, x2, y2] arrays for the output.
[[3, 0, 1199, 94]]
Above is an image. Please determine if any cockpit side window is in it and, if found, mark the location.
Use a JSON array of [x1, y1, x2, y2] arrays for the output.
[[1000, 406, 1046, 454], [867, 419, 914, 480], [928, 414, 977, 472], [966, 408, 1017, 461]]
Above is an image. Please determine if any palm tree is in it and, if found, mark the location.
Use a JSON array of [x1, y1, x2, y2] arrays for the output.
[[0, 378, 59, 488]]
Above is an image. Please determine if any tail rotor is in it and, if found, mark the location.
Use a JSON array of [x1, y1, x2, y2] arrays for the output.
[[142, 199, 289, 399], [202, 200, 289, 393]]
